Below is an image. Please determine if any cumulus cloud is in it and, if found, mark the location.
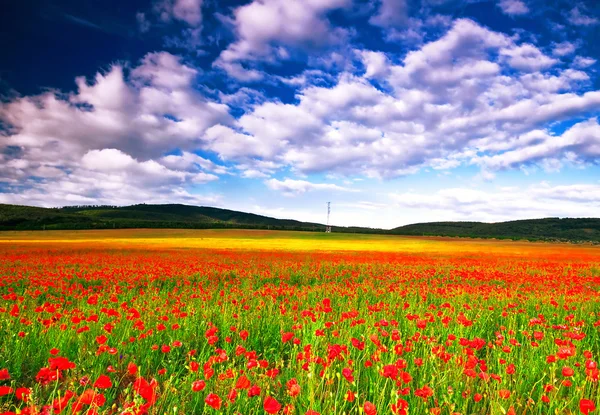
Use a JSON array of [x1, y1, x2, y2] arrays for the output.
[[1, 52, 231, 162], [0, 148, 221, 208], [500, 44, 558, 71], [497, 0, 529, 16], [369, 0, 408, 28], [265, 178, 356, 196], [203, 19, 596, 179], [357, 50, 391, 79], [573, 56, 597, 68], [2, 17, 600, 211], [552, 41, 577, 57], [155, 0, 204, 26], [0, 52, 228, 206], [160, 151, 229, 175], [473, 118, 600, 170], [214, 0, 350, 80], [567, 5, 599, 26], [389, 182, 600, 223]]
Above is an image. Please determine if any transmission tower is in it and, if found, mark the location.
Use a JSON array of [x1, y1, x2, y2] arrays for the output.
[[326, 202, 331, 233]]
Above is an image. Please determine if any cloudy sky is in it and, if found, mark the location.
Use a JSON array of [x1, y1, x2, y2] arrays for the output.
[[0, 0, 599, 228]]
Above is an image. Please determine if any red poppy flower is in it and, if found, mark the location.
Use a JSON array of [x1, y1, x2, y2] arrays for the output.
[[415, 385, 434, 400], [562, 367, 575, 377], [264, 396, 282, 414], [192, 380, 206, 392], [228, 388, 237, 403], [248, 385, 261, 397], [364, 401, 377, 415], [342, 368, 354, 383], [287, 378, 300, 397], [127, 362, 138, 376], [0, 386, 14, 396], [205, 393, 222, 410], [133, 377, 158, 406], [190, 361, 199, 372], [499, 389, 511, 399], [235, 375, 251, 390], [52, 390, 75, 414], [15, 387, 31, 402], [391, 398, 409, 415], [72, 389, 106, 413], [93, 375, 112, 389], [580, 399, 596, 415]]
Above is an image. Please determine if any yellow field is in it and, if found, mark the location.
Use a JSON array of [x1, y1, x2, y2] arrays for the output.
[[1, 228, 599, 259]]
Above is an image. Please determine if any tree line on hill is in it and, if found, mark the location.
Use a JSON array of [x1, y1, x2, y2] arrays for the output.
[[0, 203, 599, 243]]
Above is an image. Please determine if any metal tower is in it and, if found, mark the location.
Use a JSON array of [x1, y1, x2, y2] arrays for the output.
[[326, 202, 331, 233]]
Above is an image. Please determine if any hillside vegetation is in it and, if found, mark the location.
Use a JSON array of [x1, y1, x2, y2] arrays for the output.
[[0, 203, 384, 234], [1, 204, 599, 242], [392, 218, 600, 243]]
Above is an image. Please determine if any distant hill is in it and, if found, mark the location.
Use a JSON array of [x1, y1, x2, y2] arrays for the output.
[[1, 204, 599, 243], [391, 218, 600, 243], [0, 203, 384, 234]]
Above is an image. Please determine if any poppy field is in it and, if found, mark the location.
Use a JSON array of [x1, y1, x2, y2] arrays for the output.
[[0, 230, 599, 415]]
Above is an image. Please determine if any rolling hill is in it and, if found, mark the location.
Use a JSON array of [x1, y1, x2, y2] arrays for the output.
[[1, 203, 599, 243], [0, 203, 383, 234], [391, 218, 600, 242]]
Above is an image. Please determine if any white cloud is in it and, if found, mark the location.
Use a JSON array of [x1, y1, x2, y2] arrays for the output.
[[497, 0, 529, 16], [500, 44, 557, 72], [0, 147, 220, 209], [0, 52, 231, 163], [357, 50, 391, 79], [0, 52, 228, 206], [519, 69, 589, 93], [2, 18, 600, 211], [203, 19, 598, 179], [573, 56, 597, 68], [265, 178, 356, 196], [241, 169, 270, 179], [567, 5, 598, 26], [82, 149, 136, 171], [389, 182, 600, 223], [204, 124, 281, 159], [81, 148, 218, 184], [473, 118, 600, 170], [214, 0, 350, 80], [155, 0, 203, 26], [369, 0, 408, 28], [552, 41, 577, 57], [160, 151, 229, 174], [131, 52, 198, 90]]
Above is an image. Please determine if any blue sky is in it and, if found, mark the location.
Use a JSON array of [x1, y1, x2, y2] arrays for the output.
[[0, 0, 599, 228]]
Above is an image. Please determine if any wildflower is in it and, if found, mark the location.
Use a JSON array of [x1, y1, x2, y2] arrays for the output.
[[205, 393, 222, 410], [264, 396, 282, 414], [192, 380, 206, 392], [580, 399, 596, 415], [364, 401, 377, 415], [93, 375, 112, 389]]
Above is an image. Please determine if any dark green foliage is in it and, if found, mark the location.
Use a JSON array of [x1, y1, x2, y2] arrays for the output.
[[2, 204, 598, 242], [391, 218, 600, 243], [0, 203, 385, 233]]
